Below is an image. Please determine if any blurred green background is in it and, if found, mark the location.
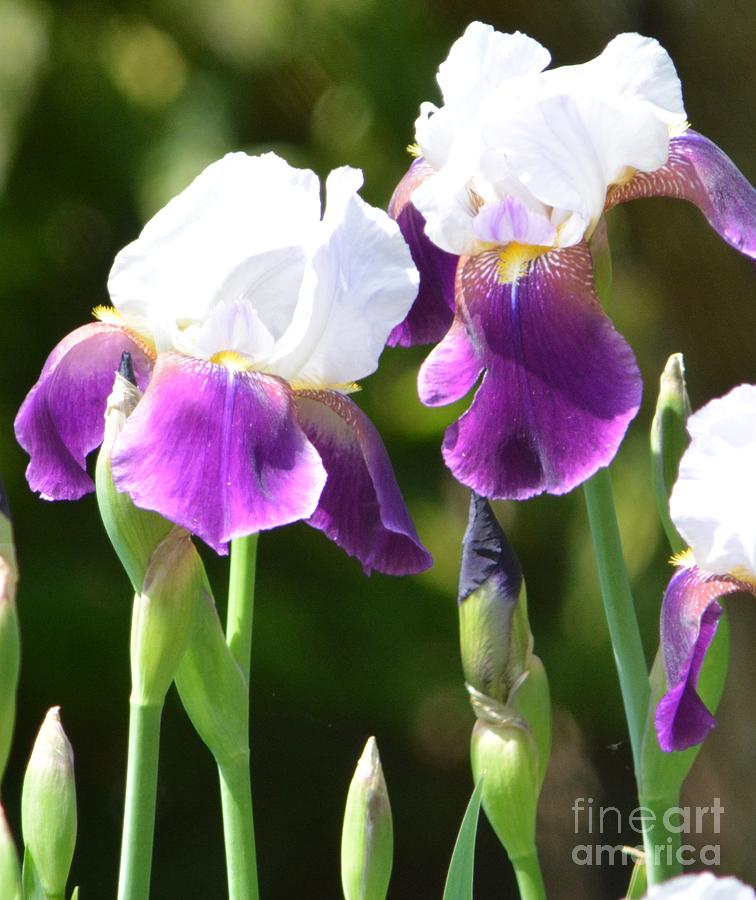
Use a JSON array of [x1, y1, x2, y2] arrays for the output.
[[1, 0, 755, 897]]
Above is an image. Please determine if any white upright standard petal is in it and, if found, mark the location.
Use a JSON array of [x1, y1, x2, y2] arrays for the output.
[[108, 152, 321, 350], [410, 25, 688, 257], [640, 872, 755, 900], [269, 166, 419, 386], [670, 383, 756, 577]]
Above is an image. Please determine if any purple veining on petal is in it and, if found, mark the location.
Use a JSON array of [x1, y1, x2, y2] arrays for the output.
[[472, 197, 556, 247], [655, 565, 752, 752], [295, 390, 432, 576], [387, 158, 459, 347], [418, 315, 483, 406], [607, 130, 756, 259], [14, 323, 153, 501], [440, 244, 641, 498], [110, 352, 327, 554]]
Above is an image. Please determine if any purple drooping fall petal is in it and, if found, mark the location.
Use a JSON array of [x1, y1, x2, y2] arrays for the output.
[[655, 564, 752, 752], [418, 315, 483, 406], [14, 323, 153, 500], [295, 390, 432, 575], [110, 352, 327, 554], [387, 159, 458, 347], [437, 244, 641, 499], [607, 130, 756, 259]]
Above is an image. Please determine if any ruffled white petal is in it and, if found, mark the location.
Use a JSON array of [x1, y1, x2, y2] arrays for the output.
[[670, 383, 756, 577], [268, 166, 419, 386], [108, 152, 321, 349], [411, 26, 687, 254], [641, 872, 755, 899]]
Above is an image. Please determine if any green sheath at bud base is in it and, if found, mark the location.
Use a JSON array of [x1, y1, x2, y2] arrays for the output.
[[21, 708, 77, 899], [470, 717, 539, 860], [175, 588, 249, 766], [650, 353, 691, 554], [341, 737, 393, 900], [96, 364, 172, 593], [0, 806, 21, 900], [130, 529, 201, 707]]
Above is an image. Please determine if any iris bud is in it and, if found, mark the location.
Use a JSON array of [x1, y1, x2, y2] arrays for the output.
[[340, 737, 393, 900], [21, 708, 77, 899], [0, 483, 20, 787], [458, 494, 551, 864], [130, 529, 200, 707], [650, 353, 691, 553], [0, 806, 21, 900], [95, 354, 172, 593]]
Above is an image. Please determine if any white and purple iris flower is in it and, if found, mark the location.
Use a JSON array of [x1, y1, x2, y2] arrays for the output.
[[655, 384, 756, 752], [389, 22, 756, 499], [15, 152, 432, 575]]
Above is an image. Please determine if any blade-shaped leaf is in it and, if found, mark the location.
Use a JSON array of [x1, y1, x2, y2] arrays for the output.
[[21, 847, 45, 900], [443, 778, 484, 900]]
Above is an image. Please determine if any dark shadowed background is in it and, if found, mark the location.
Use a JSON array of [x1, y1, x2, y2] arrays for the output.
[[1, 0, 754, 897]]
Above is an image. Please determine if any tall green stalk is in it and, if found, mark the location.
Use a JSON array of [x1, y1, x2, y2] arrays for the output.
[[219, 534, 260, 900], [117, 703, 162, 900], [583, 468, 675, 886]]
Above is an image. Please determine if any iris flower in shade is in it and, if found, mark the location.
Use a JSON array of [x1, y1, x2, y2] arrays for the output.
[[389, 22, 756, 499], [15, 152, 432, 575], [655, 384, 756, 752]]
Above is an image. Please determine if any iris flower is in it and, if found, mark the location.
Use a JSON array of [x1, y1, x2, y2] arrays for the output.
[[15, 153, 431, 575], [655, 384, 756, 751], [640, 873, 755, 899], [390, 22, 756, 499]]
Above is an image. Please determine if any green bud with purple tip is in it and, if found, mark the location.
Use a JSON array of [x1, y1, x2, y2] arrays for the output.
[[21, 707, 77, 899], [95, 353, 172, 593], [0, 806, 21, 900], [340, 737, 393, 900], [0, 481, 20, 789], [650, 353, 691, 554], [458, 494, 550, 876]]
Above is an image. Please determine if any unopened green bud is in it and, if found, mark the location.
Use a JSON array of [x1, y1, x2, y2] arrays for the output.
[[21, 708, 77, 898], [96, 356, 172, 592], [0, 482, 20, 789], [131, 529, 200, 707], [458, 494, 531, 702], [341, 737, 393, 900], [0, 806, 21, 900], [175, 587, 249, 766], [470, 711, 539, 861], [650, 353, 691, 554]]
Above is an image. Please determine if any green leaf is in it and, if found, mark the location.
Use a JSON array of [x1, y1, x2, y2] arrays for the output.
[[69, 888, 79, 900], [443, 779, 484, 900], [21, 847, 45, 900]]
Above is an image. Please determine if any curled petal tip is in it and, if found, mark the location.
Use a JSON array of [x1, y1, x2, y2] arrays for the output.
[[118, 351, 137, 386]]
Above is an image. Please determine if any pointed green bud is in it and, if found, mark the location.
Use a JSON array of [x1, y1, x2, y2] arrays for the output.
[[470, 712, 540, 862], [341, 737, 393, 900], [95, 357, 172, 593], [175, 587, 249, 766], [130, 529, 200, 707], [21, 708, 77, 899], [0, 482, 20, 789], [0, 806, 21, 900], [458, 494, 531, 703], [650, 353, 691, 554]]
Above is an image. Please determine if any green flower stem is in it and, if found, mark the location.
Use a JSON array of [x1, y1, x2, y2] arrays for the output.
[[219, 534, 260, 900], [584, 468, 675, 886], [117, 702, 162, 900], [583, 468, 648, 769], [510, 849, 546, 900], [637, 795, 682, 883]]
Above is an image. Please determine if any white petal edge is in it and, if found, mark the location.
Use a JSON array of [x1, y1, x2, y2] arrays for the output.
[[641, 872, 755, 899]]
